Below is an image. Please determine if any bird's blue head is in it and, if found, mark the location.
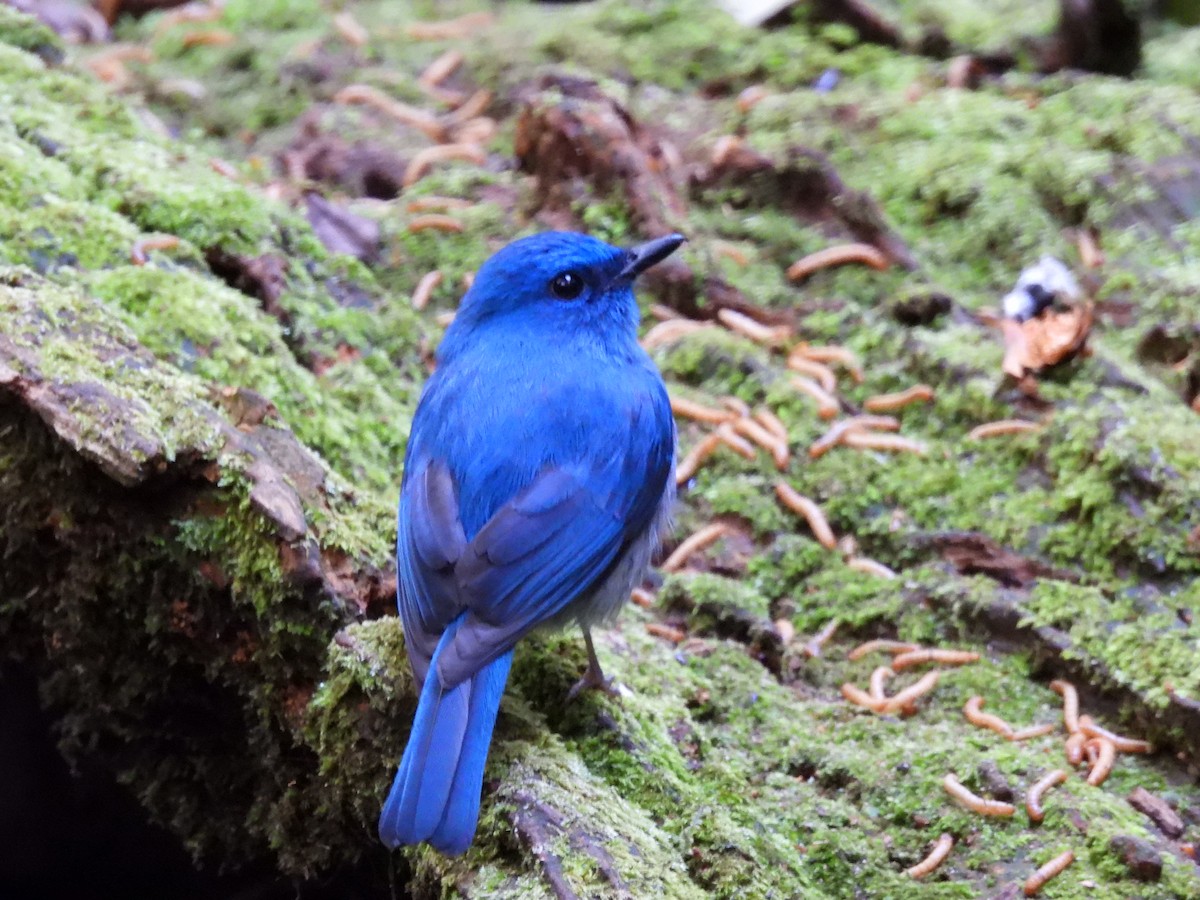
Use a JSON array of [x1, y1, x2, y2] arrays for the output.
[[438, 231, 685, 360]]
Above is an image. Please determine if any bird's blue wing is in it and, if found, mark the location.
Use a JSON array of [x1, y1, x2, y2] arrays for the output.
[[403, 381, 674, 691]]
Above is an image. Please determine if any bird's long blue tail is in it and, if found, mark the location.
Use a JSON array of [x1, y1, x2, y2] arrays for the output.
[[378, 622, 513, 855]]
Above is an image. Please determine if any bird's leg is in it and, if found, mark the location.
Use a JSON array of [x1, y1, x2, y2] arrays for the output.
[[567, 628, 621, 700]]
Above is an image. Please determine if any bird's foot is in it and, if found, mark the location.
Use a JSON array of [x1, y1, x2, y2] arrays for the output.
[[567, 628, 625, 701]]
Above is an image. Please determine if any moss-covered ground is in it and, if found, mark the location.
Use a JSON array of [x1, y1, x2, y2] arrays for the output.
[[1, 0, 1199, 896]]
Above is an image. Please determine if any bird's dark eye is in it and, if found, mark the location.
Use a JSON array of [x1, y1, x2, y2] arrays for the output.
[[549, 270, 585, 300]]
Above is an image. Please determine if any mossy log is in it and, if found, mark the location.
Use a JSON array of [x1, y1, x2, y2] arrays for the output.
[[2, 2, 1200, 898]]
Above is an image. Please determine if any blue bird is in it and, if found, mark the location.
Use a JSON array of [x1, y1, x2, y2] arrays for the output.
[[378, 230, 685, 855]]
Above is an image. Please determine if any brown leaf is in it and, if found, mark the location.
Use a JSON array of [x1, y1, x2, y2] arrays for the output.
[[1001, 302, 1094, 379], [304, 193, 380, 263]]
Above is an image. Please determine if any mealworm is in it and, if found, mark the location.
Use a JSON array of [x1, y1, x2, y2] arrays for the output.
[[905, 833, 954, 880], [1049, 680, 1080, 734], [793, 344, 864, 382], [869, 666, 894, 702], [670, 395, 736, 425], [846, 557, 897, 579], [942, 774, 1016, 817], [411, 270, 443, 311], [774, 483, 837, 549], [732, 417, 788, 469], [1025, 769, 1067, 823], [405, 11, 494, 39], [716, 308, 791, 346], [710, 134, 742, 166], [963, 696, 1013, 738], [1085, 737, 1116, 786], [713, 241, 750, 266], [630, 587, 655, 609], [332, 11, 369, 46], [753, 408, 788, 442], [405, 197, 473, 213], [675, 433, 723, 485], [180, 29, 235, 47], [435, 311, 456, 327], [419, 49, 463, 87], [403, 143, 486, 187], [1023, 850, 1074, 896], [1078, 716, 1153, 754], [209, 157, 240, 180], [1009, 723, 1056, 741], [661, 523, 730, 573], [882, 671, 940, 713], [863, 384, 935, 412], [967, 419, 1042, 440], [790, 376, 840, 419], [130, 234, 181, 265], [847, 639, 922, 661], [1064, 731, 1087, 766], [774, 617, 795, 644], [808, 416, 901, 459], [447, 89, 493, 123], [786, 243, 890, 281], [721, 397, 751, 418], [646, 622, 686, 643], [641, 318, 712, 350], [715, 423, 758, 460], [841, 432, 928, 455], [786, 355, 838, 392], [1077, 228, 1104, 269], [891, 649, 979, 671], [802, 620, 839, 658], [334, 85, 444, 141], [736, 84, 769, 112], [649, 304, 680, 321], [841, 682, 885, 712], [407, 214, 464, 234]]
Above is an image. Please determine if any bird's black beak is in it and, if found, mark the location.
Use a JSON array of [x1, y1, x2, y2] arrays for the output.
[[619, 233, 686, 280]]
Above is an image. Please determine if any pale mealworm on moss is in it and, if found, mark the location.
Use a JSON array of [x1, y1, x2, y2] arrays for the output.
[[1085, 737, 1116, 786], [736, 84, 770, 112], [641, 319, 713, 350], [1064, 731, 1087, 766], [334, 85, 444, 140], [732, 417, 788, 469], [1078, 715, 1153, 754], [180, 29, 236, 48], [660, 523, 730, 573], [1009, 723, 1057, 741], [1049, 679, 1081, 734], [942, 774, 1016, 817], [405, 11, 494, 40], [715, 423, 758, 460], [721, 396, 752, 418], [863, 384, 935, 412], [967, 419, 1042, 440], [774, 482, 837, 550], [1023, 850, 1074, 897], [447, 89, 493, 123], [675, 433, 724, 485], [406, 196, 474, 213], [403, 143, 487, 187], [1025, 769, 1068, 823], [963, 695, 1014, 738], [645, 622, 686, 644], [710, 134, 742, 166], [713, 241, 751, 266], [808, 415, 901, 459], [410, 270, 443, 311], [840, 431, 927, 455], [847, 639, 922, 661], [130, 235, 181, 266], [891, 648, 979, 671], [332, 11, 369, 46], [868, 666, 895, 702], [841, 682, 886, 712], [407, 214, 465, 234], [669, 395, 736, 425], [716, 308, 791, 346], [785, 243, 890, 282], [790, 376, 840, 419], [792, 344, 864, 383], [419, 49, 464, 87], [881, 670, 940, 714], [801, 620, 839, 658], [630, 587, 656, 609], [786, 355, 838, 392], [905, 832, 954, 880], [846, 557, 897, 579], [753, 408, 788, 442]]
